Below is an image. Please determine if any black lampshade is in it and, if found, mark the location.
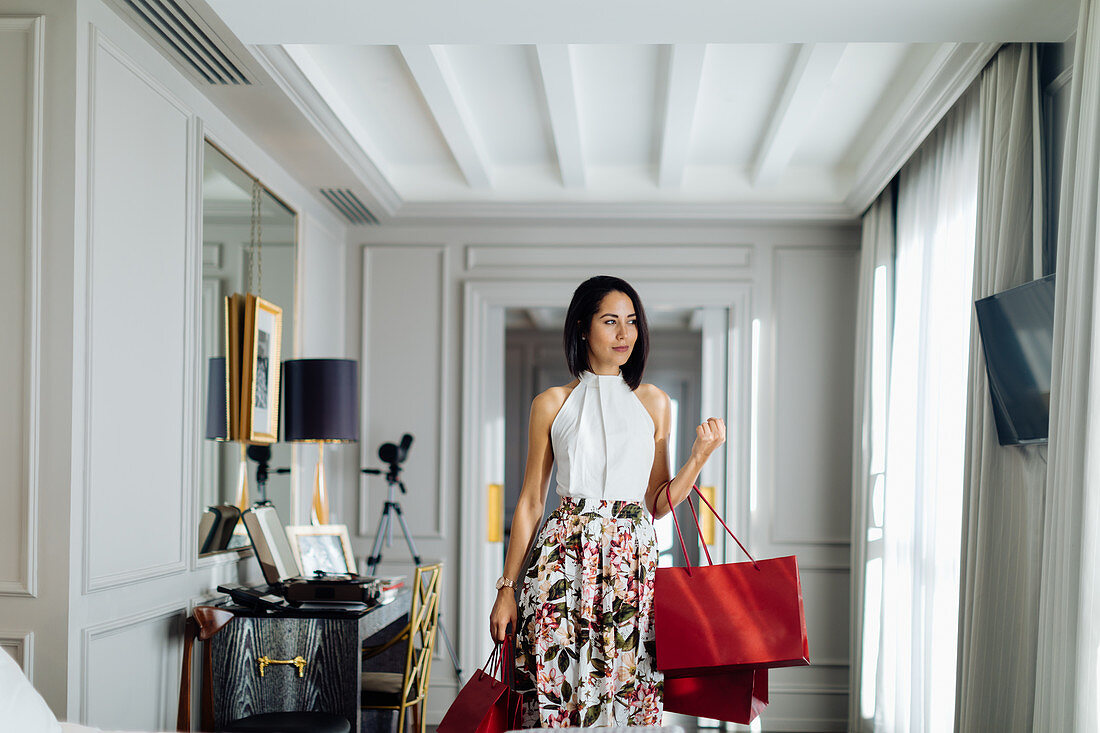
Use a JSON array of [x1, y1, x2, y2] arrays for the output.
[[205, 357, 229, 441], [282, 359, 359, 442]]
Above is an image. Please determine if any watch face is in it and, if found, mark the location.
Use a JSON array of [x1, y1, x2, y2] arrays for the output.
[[495, 577, 503, 589]]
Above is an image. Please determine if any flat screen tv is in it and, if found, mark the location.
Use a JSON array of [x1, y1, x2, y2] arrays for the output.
[[974, 273, 1055, 446]]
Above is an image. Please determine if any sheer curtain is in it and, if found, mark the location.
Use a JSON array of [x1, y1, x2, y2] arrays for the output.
[[1034, 0, 1100, 728], [954, 43, 1047, 733], [848, 185, 895, 733], [873, 89, 980, 733]]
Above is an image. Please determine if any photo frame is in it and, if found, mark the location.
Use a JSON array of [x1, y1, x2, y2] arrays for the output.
[[240, 294, 283, 443], [285, 524, 358, 576]]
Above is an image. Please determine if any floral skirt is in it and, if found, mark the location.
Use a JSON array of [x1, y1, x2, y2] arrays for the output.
[[513, 496, 664, 727]]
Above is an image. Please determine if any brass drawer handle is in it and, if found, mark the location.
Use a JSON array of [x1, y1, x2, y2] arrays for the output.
[[257, 655, 308, 678]]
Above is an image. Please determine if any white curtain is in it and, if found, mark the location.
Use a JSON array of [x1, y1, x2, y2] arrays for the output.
[[872, 89, 980, 733], [954, 44, 1047, 733], [848, 186, 895, 733], [1034, 0, 1100, 727]]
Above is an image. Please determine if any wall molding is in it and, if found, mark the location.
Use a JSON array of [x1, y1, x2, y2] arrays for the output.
[[796, 563, 852, 573], [465, 244, 753, 271], [358, 246, 449, 540], [0, 15, 43, 599], [847, 42, 1000, 214], [759, 716, 847, 732], [183, 115, 204, 571], [80, 603, 187, 724], [0, 631, 34, 682], [398, 199, 854, 225], [770, 684, 850, 696], [249, 44, 400, 220], [769, 246, 859, 547], [805, 657, 851, 668], [82, 26, 192, 593]]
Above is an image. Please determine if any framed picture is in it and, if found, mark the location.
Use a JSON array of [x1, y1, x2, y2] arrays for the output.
[[285, 524, 358, 576], [240, 294, 283, 443]]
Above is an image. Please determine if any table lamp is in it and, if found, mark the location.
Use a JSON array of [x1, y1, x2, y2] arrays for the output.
[[204, 357, 229, 441], [205, 357, 251, 511], [282, 359, 359, 524]]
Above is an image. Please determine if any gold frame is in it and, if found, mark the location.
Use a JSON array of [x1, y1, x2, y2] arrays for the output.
[[285, 523, 357, 575], [240, 294, 283, 443]]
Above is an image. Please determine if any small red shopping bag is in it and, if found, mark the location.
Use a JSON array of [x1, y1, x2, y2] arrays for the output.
[[654, 482, 810, 676], [664, 667, 768, 724], [437, 636, 521, 733]]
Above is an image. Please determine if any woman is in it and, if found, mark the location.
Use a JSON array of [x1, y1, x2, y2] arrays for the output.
[[489, 275, 726, 727]]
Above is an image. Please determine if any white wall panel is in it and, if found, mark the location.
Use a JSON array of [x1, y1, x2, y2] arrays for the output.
[[299, 213, 345, 358], [0, 16, 43, 598], [82, 607, 184, 730], [83, 34, 191, 590], [760, 691, 849, 731], [771, 247, 858, 545], [359, 246, 448, 539], [790, 567, 852, 665], [0, 632, 34, 680]]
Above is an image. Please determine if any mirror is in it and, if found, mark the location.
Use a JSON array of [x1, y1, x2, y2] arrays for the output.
[[199, 140, 297, 555]]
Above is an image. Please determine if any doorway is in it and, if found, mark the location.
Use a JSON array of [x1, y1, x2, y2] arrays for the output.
[[459, 279, 752, 679]]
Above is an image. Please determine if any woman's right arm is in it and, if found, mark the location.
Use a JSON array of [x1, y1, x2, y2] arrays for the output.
[[489, 390, 558, 643]]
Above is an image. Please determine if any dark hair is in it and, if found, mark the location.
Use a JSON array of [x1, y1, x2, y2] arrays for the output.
[[563, 275, 649, 391]]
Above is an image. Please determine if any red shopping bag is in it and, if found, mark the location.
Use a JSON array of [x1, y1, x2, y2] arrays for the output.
[[437, 636, 521, 733], [654, 482, 809, 676], [664, 667, 768, 724]]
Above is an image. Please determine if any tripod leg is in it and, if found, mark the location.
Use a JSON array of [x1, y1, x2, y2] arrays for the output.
[[366, 505, 391, 575], [435, 616, 464, 683], [390, 503, 422, 565]]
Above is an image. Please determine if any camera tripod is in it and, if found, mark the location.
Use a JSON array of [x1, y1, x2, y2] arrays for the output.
[[363, 436, 463, 682]]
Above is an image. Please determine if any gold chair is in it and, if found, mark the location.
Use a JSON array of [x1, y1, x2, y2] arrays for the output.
[[360, 563, 442, 733]]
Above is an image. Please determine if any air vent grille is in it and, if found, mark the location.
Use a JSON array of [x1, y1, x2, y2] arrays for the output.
[[117, 0, 252, 85], [321, 188, 379, 225]]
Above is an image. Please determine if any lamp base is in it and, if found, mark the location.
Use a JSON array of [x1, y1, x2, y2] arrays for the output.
[[311, 443, 329, 525]]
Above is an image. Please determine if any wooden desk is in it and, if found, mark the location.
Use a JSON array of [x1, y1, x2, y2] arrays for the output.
[[210, 590, 412, 733]]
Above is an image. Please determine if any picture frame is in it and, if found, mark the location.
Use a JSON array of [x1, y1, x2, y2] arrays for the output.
[[225, 293, 244, 440], [285, 524, 358, 576], [239, 294, 283, 443]]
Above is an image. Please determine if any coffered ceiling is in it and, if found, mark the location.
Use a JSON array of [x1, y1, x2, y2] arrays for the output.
[[179, 0, 1077, 225]]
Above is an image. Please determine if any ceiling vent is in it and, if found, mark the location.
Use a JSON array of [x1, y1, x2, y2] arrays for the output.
[[113, 0, 253, 85], [321, 188, 379, 225]]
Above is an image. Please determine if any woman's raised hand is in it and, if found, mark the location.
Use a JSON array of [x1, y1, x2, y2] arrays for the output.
[[690, 417, 726, 460]]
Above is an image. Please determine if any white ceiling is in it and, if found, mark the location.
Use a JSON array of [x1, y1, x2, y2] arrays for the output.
[[187, 0, 1077, 225], [205, 0, 1078, 45], [278, 42, 944, 206]]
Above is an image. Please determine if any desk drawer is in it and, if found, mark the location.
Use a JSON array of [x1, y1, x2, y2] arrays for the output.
[[211, 616, 360, 730]]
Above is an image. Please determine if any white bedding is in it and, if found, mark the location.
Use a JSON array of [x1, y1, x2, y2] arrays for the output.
[[59, 721, 162, 726]]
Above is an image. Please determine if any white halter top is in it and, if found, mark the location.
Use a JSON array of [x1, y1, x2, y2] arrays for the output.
[[550, 368, 656, 502]]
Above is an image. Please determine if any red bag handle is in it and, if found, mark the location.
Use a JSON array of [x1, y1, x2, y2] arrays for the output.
[[479, 633, 517, 687], [654, 479, 759, 575]]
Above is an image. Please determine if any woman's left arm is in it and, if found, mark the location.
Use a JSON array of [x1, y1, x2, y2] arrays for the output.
[[642, 387, 726, 519]]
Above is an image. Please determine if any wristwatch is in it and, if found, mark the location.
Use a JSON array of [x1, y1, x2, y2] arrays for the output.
[[495, 575, 516, 590]]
